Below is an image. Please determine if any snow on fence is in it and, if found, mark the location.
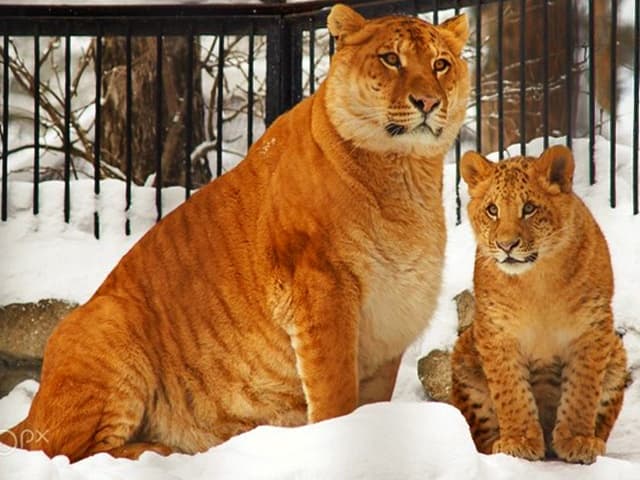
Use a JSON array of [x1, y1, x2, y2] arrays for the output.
[[0, 0, 638, 239]]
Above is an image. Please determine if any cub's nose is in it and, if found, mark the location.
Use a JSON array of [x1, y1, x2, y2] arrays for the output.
[[496, 238, 521, 253], [409, 95, 440, 114]]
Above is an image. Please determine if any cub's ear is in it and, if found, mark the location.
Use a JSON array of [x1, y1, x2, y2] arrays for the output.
[[537, 145, 575, 193], [460, 151, 494, 194], [327, 4, 366, 48], [438, 14, 469, 56]]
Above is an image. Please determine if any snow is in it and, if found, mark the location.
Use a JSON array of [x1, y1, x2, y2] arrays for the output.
[[0, 135, 639, 478]]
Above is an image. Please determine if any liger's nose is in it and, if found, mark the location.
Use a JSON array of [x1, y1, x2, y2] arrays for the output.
[[496, 238, 521, 253], [409, 95, 440, 114]]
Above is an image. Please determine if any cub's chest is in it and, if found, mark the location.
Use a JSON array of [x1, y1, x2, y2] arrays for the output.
[[507, 304, 589, 364]]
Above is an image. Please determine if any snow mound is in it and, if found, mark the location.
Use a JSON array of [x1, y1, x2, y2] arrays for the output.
[[0, 390, 478, 480], [1, 381, 639, 479]]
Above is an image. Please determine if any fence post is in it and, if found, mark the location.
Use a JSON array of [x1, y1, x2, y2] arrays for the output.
[[266, 15, 303, 126], [289, 22, 304, 108], [266, 18, 288, 126]]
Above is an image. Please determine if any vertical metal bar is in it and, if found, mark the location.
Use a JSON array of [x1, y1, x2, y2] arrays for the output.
[[610, 0, 617, 208], [542, 0, 549, 149], [455, 137, 462, 225], [1, 33, 8, 222], [290, 24, 304, 107], [409, 2, 417, 18], [125, 29, 133, 235], [264, 17, 301, 137], [185, 27, 194, 199], [455, 0, 461, 222], [93, 27, 102, 239], [497, 0, 504, 159], [247, 24, 255, 148], [634, 0, 639, 214], [475, 0, 482, 153], [588, 0, 596, 185], [565, 0, 573, 149], [64, 32, 71, 223], [216, 34, 224, 177], [519, 0, 526, 155], [33, 29, 40, 215], [155, 34, 163, 221], [266, 20, 286, 126], [433, 0, 439, 24], [329, 34, 334, 57], [309, 17, 316, 95]]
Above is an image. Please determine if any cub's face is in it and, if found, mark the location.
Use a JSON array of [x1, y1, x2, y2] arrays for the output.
[[326, 5, 470, 155], [460, 146, 576, 276]]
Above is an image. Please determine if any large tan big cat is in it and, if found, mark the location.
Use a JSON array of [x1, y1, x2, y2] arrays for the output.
[[451, 145, 627, 464], [0, 4, 470, 461]]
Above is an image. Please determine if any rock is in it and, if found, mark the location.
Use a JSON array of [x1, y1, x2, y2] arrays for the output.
[[0, 352, 43, 397], [454, 289, 475, 334], [417, 290, 475, 402], [0, 299, 77, 359], [0, 299, 77, 396], [417, 349, 452, 403]]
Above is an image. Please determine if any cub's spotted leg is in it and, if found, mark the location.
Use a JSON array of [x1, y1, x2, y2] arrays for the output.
[[285, 265, 360, 423], [595, 335, 627, 442], [451, 328, 500, 453], [552, 330, 614, 464], [474, 321, 545, 461]]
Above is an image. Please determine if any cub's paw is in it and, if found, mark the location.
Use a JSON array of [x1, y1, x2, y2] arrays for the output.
[[552, 435, 605, 464], [491, 435, 545, 461]]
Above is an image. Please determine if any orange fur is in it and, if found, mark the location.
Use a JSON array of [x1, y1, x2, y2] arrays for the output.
[[451, 146, 627, 464], [0, 4, 469, 461]]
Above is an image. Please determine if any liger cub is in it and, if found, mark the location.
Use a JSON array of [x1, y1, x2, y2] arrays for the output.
[[0, 4, 470, 462], [451, 145, 627, 464]]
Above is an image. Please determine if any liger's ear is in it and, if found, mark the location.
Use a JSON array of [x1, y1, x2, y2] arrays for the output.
[[537, 145, 575, 193], [327, 4, 366, 49], [460, 151, 494, 194], [438, 14, 469, 56]]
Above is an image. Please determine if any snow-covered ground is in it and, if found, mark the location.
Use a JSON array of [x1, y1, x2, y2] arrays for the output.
[[1, 134, 639, 478]]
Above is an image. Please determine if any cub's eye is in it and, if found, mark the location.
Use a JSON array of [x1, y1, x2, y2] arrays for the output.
[[379, 52, 401, 68], [486, 203, 498, 218], [433, 58, 450, 72], [522, 201, 537, 217]]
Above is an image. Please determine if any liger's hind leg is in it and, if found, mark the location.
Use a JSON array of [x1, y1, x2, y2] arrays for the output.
[[451, 328, 500, 453], [25, 375, 148, 460], [359, 355, 402, 405], [81, 393, 173, 460], [15, 297, 173, 461]]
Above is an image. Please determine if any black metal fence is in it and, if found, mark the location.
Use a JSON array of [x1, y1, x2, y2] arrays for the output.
[[0, 0, 638, 238]]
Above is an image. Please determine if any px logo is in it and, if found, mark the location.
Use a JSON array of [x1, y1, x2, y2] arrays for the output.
[[0, 429, 48, 456]]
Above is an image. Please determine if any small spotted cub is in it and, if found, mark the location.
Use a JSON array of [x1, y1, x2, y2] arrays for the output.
[[451, 145, 627, 464]]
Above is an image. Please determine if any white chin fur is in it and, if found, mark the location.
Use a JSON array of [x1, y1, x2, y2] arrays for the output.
[[496, 260, 535, 276]]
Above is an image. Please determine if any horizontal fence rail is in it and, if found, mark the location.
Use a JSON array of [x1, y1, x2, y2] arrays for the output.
[[0, 0, 638, 239]]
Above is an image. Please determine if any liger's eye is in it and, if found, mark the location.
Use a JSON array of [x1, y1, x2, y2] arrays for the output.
[[433, 58, 450, 72], [522, 201, 537, 216], [379, 52, 401, 68], [486, 203, 498, 218]]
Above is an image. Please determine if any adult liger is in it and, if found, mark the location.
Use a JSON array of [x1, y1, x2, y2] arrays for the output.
[[1, 4, 470, 461]]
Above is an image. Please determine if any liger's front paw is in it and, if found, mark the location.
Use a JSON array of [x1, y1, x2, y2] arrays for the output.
[[552, 434, 605, 464], [491, 435, 545, 461]]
